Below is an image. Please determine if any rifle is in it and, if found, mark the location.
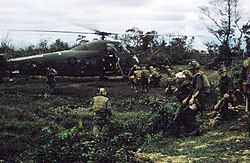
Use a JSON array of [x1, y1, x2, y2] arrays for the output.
[[214, 97, 225, 110]]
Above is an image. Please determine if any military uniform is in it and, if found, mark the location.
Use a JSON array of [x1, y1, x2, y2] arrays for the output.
[[128, 64, 137, 77], [173, 72, 194, 135], [176, 60, 211, 136], [92, 88, 111, 137], [149, 66, 162, 87], [188, 61, 210, 112], [46, 67, 57, 94], [242, 58, 250, 137], [133, 67, 143, 93], [141, 67, 150, 92], [165, 65, 173, 78], [215, 66, 234, 120], [241, 58, 250, 112]]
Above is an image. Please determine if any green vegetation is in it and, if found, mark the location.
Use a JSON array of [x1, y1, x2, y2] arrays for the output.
[[0, 66, 249, 162]]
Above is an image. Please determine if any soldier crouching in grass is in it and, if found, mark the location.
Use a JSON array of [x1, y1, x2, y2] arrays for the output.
[[172, 71, 194, 137], [213, 66, 234, 121], [175, 60, 210, 137], [92, 88, 112, 137]]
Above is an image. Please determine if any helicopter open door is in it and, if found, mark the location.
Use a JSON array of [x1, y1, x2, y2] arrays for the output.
[[0, 54, 7, 79], [101, 43, 122, 76]]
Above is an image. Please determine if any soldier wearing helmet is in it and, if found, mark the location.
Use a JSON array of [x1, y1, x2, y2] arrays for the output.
[[165, 65, 173, 77], [46, 67, 57, 94], [241, 57, 250, 112], [128, 64, 138, 90], [132, 65, 143, 93], [92, 88, 111, 137], [187, 60, 210, 112], [242, 57, 250, 94], [149, 66, 162, 87], [213, 66, 234, 121], [128, 64, 138, 77], [175, 60, 210, 136]]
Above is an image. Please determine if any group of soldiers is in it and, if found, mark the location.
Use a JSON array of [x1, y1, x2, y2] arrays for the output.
[[91, 57, 250, 137], [171, 60, 211, 136], [128, 65, 162, 93]]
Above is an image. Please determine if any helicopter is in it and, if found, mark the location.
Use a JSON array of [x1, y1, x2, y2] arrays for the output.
[[2, 29, 139, 79]]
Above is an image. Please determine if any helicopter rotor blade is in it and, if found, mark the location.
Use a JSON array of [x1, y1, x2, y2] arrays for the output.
[[9, 29, 96, 35], [72, 23, 120, 36]]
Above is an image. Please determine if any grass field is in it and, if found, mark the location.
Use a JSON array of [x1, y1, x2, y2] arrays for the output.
[[0, 68, 249, 162]]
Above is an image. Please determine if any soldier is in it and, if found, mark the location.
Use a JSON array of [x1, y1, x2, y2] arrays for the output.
[[175, 61, 210, 136], [165, 65, 173, 77], [164, 66, 176, 95], [241, 57, 250, 112], [186, 60, 210, 113], [46, 67, 57, 94], [141, 66, 150, 92], [133, 65, 143, 93], [92, 88, 111, 137], [212, 66, 234, 122], [149, 66, 162, 87], [128, 65, 137, 90], [128, 64, 138, 77], [172, 71, 195, 136]]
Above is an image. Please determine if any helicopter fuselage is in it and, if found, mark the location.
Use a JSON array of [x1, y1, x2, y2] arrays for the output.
[[6, 40, 139, 77]]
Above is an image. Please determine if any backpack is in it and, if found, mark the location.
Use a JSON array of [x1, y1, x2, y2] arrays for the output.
[[196, 72, 211, 94]]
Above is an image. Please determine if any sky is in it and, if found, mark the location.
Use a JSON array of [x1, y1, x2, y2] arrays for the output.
[[0, 0, 250, 50]]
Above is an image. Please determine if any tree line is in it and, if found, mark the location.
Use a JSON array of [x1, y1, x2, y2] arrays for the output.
[[1, 0, 250, 68]]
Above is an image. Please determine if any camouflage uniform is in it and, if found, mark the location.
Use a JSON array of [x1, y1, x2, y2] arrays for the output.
[[92, 88, 111, 137], [46, 67, 57, 94]]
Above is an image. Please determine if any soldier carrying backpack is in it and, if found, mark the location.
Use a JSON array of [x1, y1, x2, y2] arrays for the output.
[[186, 60, 211, 113]]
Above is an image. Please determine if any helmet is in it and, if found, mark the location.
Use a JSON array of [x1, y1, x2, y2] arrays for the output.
[[188, 60, 200, 70], [218, 66, 227, 74], [135, 65, 141, 70], [182, 70, 192, 79], [243, 57, 250, 68], [98, 88, 107, 95]]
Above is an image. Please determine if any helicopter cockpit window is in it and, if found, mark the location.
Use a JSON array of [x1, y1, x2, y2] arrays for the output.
[[72, 43, 89, 50]]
